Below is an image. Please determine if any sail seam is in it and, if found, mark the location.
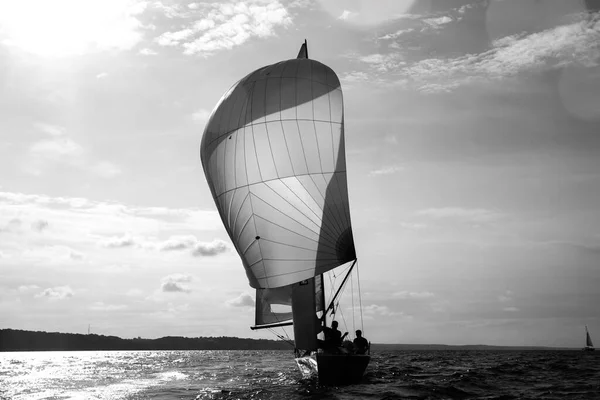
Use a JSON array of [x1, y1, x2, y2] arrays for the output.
[[277, 178, 339, 241], [259, 237, 338, 254], [249, 191, 337, 249], [204, 119, 341, 148], [258, 183, 339, 246], [253, 215, 339, 252]]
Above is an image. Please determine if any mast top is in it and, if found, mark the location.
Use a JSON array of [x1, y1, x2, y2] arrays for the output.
[[297, 39, 308, 59]]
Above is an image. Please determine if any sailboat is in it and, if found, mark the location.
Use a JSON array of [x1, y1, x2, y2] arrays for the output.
[[583, 325, 595, 351], [200, 40, 369, 384]]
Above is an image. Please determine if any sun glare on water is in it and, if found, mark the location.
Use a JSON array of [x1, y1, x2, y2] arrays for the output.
[[0, 0, 145, 57]]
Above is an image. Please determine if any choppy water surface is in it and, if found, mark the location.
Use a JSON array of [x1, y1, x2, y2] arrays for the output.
[[1, 350, 599, 399]]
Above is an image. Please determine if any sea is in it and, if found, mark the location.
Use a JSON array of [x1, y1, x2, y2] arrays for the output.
[[1, 350, 599, 400]]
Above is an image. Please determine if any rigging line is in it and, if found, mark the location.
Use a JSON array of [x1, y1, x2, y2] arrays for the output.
[[249, 190, 339, 249], [357, 260, 365, 334], [324, 259, 357, 316], [351, 270, 355, 336], [231, 190, 250, 241]]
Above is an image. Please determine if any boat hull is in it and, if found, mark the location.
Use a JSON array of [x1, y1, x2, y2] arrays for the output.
[[316, 353, 370, 384], [295, 353, 370, 384], [583, 347, 595, 351]]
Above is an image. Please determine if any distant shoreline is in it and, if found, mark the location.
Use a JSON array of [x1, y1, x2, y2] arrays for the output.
[[0, 329, 577, 352]]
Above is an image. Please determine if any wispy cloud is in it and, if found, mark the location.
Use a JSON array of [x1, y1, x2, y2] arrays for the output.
[[363, 304, 404, 317], [23, 245, 84, 262], [369, 165, 403, 176], [191, 108, 211, 125], [155, 0, 292, 56], [226, 292, 254, 307], [26, 123, 122, 178], [0, 191, 223, 259], [98, 233, 229, 257], [362, 17, 600, 92], [416, 207, 504, 224], [393, 291, 435, 299], [90, 302, 127, 311]]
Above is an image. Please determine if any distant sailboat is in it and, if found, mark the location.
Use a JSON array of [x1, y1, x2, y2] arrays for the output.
[[200, 40, 369, 384], [583, 325, 595, 351]]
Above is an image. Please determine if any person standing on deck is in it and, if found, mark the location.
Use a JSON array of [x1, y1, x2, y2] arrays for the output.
[[353, 330, 369, 354]]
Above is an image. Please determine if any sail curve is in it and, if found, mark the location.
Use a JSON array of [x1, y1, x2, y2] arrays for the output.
[[201, 57, 355, 289]]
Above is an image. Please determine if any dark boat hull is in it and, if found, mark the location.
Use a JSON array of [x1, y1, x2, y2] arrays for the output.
[[316, 353, 370, 384], [295, 353, 370, 384]]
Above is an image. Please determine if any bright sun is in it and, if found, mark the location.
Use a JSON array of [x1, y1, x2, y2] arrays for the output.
[[0, 0, 145, 57]]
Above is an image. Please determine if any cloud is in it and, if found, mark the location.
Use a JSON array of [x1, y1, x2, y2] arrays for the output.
[[0, 0, 147, 56], [363, 304, 404, 317], [161, 274, 192, 293], [369, 165, 404, 176], [393, 291, 435, 299], [156, 236, 229, 257], [89, 161, 122, 178], [503, 306, 519, 312], [423, 16, 453, 28], [18, 285, 40, 292], [338, 10, 358, 21], [0, 191, 223, 258], [155, 0, 292, 56], [226, 292, 254, 307], [498, 290, 513, 303], [100, 234, 138, 248], [416, 207, 504, 224], [361, 17, 600, 92], [26, 123, 122, 178], [191, 108, 211, 125], [31, 219, 49, 232], [96, 72, 108, 79], [33, 123, 65, 137], [139, 48, 158, 55], [192, 239, 229, 257], [24, 245, 84, 262], [34, 286, 74, 299], [90, 302, 127, 311]]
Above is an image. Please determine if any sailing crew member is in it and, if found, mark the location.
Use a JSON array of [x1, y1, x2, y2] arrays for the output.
[[323, 320, 348, 348], [353, 330, 369, 354]]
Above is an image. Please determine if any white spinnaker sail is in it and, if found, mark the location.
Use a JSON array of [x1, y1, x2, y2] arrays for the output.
[[200, 55, 356, 290]]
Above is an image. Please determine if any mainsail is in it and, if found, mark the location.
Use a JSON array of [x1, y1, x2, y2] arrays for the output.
[[200, 43, 356, 292]]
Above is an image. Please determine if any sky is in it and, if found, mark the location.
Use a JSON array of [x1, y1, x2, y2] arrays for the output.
[[1, 0, 599, 347]]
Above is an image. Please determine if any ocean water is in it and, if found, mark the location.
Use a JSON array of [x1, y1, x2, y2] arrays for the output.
[[1, 350, 599, 399]]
